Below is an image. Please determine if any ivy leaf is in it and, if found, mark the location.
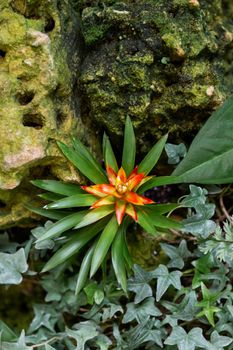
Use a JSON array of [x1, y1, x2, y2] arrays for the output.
[[31, 221, 55, 250], [94, 334, 112, 350], [182, 204, 216, 239], [127, 265, 154, 303], [27, 304, 59, 334], [160, 240, 192, 269], [0, 248, 28, 285], [165, 143, 186, 164], [2, 330, 31, 350], [153, 264, 182, 301], [102, 304, 124, 322], [164, 326, 209, 350], [45, 345, 56, 350], [181, 185, 208, 208], [207, 331, 233, 350], [123, 297, 161, 323], [66, 321, 99, 350]]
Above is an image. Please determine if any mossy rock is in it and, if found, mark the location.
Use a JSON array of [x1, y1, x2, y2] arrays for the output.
[[77, 0, 233, 150]]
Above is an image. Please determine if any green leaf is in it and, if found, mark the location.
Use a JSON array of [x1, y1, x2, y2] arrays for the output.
[[122, 116, 136, 176], [123, 297, 161, 324], [138, 175, 180, 193], [90, 215, 119, 277], [36, 211, 88, 243], [26, 204, 69, 221], [127, 265, 154, 303], [153, 264, 182, 301], [75, 243, 97, 295], [0, 320, 17, 342], [160, 240, 192, 269], [165, 142, 187, 165], [66, 322, 98, 350], [173, 95, 233, 184], [144, 203, 180, 215], [44, 194, 97, 209], [31, 179, 83, 196], [0, 248, 28, 285], [164, 326, 209, 350], [137, 210, 158, 235], [112, 223, 128, 292], [58, 141, 107, 184], [31, 221, 55, 250], [2, 330, 31, 350], [72, 137, 108, 182], [103, 133, 118, 172], [150, 214, 182, 230], [38, 192, 64, 201], [138, 134, 168, 175], [42, 218, 108, 272], [74, 206, 114, 229], [209, 331, 233, 350]]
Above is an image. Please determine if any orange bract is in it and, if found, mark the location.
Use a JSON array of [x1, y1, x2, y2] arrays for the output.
[[82, 166, 154, 225]]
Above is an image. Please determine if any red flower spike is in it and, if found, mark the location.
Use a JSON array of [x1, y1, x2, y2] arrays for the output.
[[115, 200, 127, 225], [128, 166, 138, 180]]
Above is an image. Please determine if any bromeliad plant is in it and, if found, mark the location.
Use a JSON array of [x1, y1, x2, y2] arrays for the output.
[[30, 117, 181, 293]]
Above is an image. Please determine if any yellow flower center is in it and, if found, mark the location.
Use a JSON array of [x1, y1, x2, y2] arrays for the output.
[[116, 182, 128, 195]]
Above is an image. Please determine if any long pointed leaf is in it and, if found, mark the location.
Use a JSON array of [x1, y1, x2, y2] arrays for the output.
[[72, 137, 108, 182], [38, 193, 64, 202], [58, 141, 106, 184], [112, 223, 128, 292], [103, 133, 118, 172], [122, 116, 136, 176], [150, 214, 182, 230], [138, 134, 168, 175], [42, 218, 108, 272], [36, 211, 88, 242], [44, 194, 97, 209], [138, 176, 181, 194], [31, 180, 83, 196], [75, 242, 97, 295], [74, 206, 114, 229], [144, 203, 180, 215], [25, 204, 69, 220], [173, 96, 233, 184], [137, 210, 158, 235], [90, 215, 119, 277]]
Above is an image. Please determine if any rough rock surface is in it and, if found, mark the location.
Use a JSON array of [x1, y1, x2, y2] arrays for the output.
[[0, 0, 233, 228], [0, 0, 97, 228], [77, 0, 233, 151]]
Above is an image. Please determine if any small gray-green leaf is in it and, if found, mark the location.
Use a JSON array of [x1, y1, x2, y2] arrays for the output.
[[0, 249, 28, 285]]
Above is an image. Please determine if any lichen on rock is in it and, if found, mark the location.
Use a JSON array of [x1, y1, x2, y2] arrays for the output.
[[0, 0, 96, 228]]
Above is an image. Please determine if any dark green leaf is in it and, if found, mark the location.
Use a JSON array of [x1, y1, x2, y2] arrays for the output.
[[138, 134, 168, 175], [44, 194, 97, 209], [138, 175, 180, 193], [153, 264, 182, 301], [42, 218, 108, 272], [38, 192, 64, 201], [103, 133, 118, 172], [25, 204, 69, 221], [36, 211, 88, 243], [75, 243, 97, 295], [173, 96, 233, 184], [123, 297, 161, 324], [72, 137, 108, 182], [74, 206, 114, 229], [90, 215, 119, 277], [112, 223, 128, 292], [31, 179, 83, 196], [58, 141, 107, 184], [150, 214, 182, 230], [122, 116, 136, 176], [0, 320, 17, 342], [165, 142, 187, 165], [127, 265, 154, 304], [144, 203, 180, 215], [137, 210, 158, 235]]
